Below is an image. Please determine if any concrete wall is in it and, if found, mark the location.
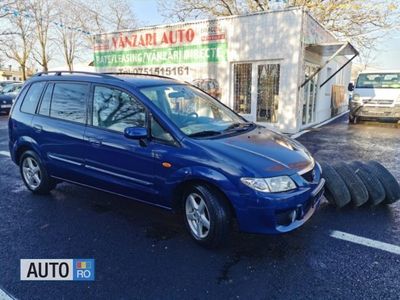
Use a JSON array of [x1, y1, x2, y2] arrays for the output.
[[224, 9, 303, 133]]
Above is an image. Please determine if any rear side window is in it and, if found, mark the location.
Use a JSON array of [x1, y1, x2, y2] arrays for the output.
[[20, 82, 45, 114], [50, 83, 88, 123], [38, 83, 53, 116]]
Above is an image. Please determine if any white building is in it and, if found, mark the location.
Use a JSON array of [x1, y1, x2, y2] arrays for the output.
[[93, 7, 357, 133]]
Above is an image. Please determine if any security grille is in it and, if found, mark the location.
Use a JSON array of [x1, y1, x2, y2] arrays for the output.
[[256, 64, 280, 122], [233, 63, 252, 114]]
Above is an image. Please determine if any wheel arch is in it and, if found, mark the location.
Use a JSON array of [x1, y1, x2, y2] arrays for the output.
[[171, 178, 238, 221], [13, 137, 41, 165]]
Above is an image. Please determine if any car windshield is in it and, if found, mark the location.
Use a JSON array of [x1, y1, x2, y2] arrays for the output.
[[140, 84, 251, 137], [2, 84, 21, 94], [356, 73, 400, 89]]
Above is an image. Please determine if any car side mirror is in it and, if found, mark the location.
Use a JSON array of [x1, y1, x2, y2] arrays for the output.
[[124, 127, 148, 140], [348, 82, 354, 92]]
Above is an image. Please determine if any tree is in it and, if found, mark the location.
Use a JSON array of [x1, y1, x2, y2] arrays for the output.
[[70, 0, 137, 41], [29, 0, 55, 72], [158, 0, 399, 52], [51, 0, 138, 70], [289, 0, 399, 50], [1, 1, 35, 80], [53, 1, 85, 71]]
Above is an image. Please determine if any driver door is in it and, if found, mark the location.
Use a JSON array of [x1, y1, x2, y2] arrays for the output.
[[83, 84, 158, 203]]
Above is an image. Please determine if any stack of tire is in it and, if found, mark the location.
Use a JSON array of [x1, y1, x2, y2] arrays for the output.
[[321, 161, 400, 208]]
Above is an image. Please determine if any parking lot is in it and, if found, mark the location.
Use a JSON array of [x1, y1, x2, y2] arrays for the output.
[[0, 113, 399, 299]]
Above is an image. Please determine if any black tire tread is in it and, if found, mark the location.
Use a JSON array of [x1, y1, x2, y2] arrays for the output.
[[366, 161, 400, 204], [350, 161, 386, 205], [333, 162, 369, 207], [320, 162, 351, 208]]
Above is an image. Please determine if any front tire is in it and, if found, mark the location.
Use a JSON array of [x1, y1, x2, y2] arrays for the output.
[[20, 150, 56, 194], [349, 114, 357, 124], [183, 184, 231, 248]]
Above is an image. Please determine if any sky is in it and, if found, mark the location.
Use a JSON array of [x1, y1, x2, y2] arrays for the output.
[[130, 0, 400, 70], [131, 0, 164, 26], [373, 32, 400, 69]]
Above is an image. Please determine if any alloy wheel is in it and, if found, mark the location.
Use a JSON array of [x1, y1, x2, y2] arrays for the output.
[[22, 157, 41, 189], [185, 192, 211, 239]]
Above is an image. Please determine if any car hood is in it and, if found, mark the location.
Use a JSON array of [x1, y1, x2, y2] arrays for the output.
[[198, 127, 314, 177]]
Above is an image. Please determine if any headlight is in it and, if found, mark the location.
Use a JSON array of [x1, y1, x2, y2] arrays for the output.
[[352, 94, 361, 103], [241, 176, 296, 193], [396, 94, 400, 105]]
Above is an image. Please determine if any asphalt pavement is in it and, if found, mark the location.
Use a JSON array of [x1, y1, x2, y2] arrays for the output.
[[0, 114, 399, 300]]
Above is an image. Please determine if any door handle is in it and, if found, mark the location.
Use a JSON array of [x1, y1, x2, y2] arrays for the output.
[[87, 136, 102, 146], [33, 124, 42, 133]]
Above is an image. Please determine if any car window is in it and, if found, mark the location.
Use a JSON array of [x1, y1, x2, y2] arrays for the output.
[[151, 117, 174, 143], [140, 84, 243, 137], [93, 86, 146, 132], [2, 84, 16, 94], [20, 82, 46, 114], [356, 73, 400, 88], [38, 83, 53, 116], [50, 83, 88, 123]]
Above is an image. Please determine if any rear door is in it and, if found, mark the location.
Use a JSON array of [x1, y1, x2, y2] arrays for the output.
[[82, 84, 159, 203], [32, 81, 89, 181]]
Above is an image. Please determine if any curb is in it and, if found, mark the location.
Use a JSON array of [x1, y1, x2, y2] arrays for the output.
[[291, 110, 349, 139]]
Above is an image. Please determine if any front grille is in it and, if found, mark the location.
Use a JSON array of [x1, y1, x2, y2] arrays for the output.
[[301, 169, 314, 182], [363, 99, 394, 106]]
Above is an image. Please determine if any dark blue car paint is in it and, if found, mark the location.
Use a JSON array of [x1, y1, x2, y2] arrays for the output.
[[8, 74, 324, 235], [0, 95, 14, 114]]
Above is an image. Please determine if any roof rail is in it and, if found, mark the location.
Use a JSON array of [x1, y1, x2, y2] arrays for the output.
[[33, 71, 122, 81], [102, 72, 178, 81]]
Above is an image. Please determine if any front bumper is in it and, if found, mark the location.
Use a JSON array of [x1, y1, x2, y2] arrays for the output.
[[350, 104, 400, 121], [0, 103, 12, 112], [234, 165, 325, 235]]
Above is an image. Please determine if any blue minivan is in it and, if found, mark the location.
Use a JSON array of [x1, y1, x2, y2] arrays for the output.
[[8, 72, 325, 247]]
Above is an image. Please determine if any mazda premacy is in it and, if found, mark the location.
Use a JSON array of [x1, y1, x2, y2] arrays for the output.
[[8, 72, 325, 247]]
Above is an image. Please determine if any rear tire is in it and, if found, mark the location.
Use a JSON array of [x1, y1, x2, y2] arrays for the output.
[[183, 184, 231, 248], [19, 150, 56, 194], [366, 161, 400, 204], [320, 162, 351, 208], [333, 162, 369, 207]]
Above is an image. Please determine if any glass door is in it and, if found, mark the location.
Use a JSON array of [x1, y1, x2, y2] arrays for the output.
[[256, 63, 280, 123], [233, 63, 252, 115], [302, 63, 318, 125], [302, 63, 319, 125], [232, 61, 281, 123]]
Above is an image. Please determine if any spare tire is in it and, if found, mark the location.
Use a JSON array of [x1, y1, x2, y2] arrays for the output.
[[320, 162, 351, 208], [333, 162, 369, 207], [350, 161, 386, 206], [366, 161, 400, 204]]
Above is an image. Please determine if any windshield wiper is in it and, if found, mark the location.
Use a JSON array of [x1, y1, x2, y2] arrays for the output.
[[223, 122, 255, 132], [188, 130, 222, 138]]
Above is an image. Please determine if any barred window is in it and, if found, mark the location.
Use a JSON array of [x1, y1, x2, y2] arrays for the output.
[[256, 64, 280, 123], [233, 63, 252, 114]]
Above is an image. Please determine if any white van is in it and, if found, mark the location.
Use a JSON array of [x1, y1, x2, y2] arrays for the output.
[[348, 70, 400, 123]]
